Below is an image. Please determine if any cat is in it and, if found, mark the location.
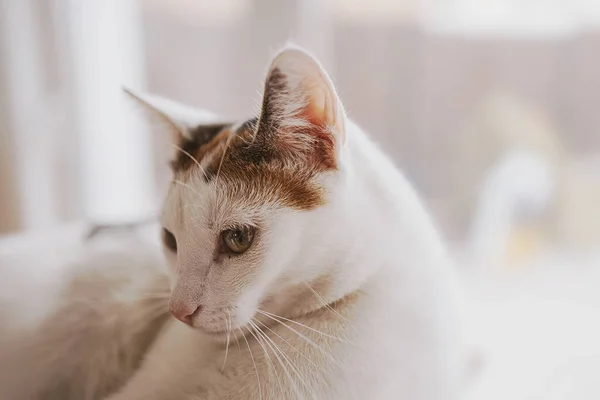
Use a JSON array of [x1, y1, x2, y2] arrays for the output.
[[104, 45, 468, 400]]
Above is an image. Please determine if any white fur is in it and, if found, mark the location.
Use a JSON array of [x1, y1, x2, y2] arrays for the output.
[[107, 118, 467, 399], [104, 47, 467, 400], [0, 47, 468, 400], [0, 223, 172, 400]]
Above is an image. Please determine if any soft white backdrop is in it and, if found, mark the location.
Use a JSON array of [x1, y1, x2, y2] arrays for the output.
[[1, 1, 600, 398]]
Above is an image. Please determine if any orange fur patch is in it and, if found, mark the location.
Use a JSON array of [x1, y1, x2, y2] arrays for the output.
[[175, 119, 332, 211]]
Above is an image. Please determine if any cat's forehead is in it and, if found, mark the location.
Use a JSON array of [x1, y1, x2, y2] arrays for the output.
[[170, 117, 258, 178], [169, 118, 326, 217]]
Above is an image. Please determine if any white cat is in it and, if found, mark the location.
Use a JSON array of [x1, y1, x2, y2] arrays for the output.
[[104, 45, 468, 400]]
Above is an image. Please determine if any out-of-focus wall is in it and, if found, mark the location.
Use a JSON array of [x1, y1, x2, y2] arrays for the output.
[[1, 0, 599, 258], [0, 0, 81, 233]]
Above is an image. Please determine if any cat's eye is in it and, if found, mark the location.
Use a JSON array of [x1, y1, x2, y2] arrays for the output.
[[162, 228, 177, 253], [221, 226, 256, 254]]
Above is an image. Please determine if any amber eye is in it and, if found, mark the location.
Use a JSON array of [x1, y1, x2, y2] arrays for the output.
[[221, 226, 256, 254], [162, 228, 177, 253]]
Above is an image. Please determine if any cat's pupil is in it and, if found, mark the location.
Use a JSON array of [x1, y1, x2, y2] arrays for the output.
[[232, 230, 243, 243]]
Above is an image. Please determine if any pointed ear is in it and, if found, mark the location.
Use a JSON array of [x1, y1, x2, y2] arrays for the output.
[[123, 88, 231, 169], [123, 87, 219, 143], [256, 46, 346, 169]]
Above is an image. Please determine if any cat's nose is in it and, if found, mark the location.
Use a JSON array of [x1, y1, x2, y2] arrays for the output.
[[169, 301, 202, 326]]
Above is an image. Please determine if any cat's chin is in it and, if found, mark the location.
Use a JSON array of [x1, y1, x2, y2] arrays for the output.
[[188, 324, 227, 337], [186, 320, 237, 338], [190, 324, 248, 345], [203, 329, 229, 340]]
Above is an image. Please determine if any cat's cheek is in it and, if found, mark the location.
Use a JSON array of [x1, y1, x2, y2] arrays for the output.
[[233, 300, 258, 327]]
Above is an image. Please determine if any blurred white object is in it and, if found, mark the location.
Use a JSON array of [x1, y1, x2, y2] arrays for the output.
[[421, 0, 600, 38], [463, 255, 600, 400], [68, 0, 156, 224], [467, 151, 555, 268]]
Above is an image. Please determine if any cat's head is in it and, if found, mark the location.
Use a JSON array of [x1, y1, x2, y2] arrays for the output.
[[129, 46, 348, 335]]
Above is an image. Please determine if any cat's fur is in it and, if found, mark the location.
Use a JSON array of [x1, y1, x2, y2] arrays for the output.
[[0, 224, 171, 400], [106, 46, 467, 399], [0, 45, 467, 400]]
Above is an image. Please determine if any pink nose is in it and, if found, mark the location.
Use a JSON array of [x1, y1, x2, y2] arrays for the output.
[[169, 301, 202, 326]]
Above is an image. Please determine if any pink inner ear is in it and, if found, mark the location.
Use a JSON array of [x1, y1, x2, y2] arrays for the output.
[[304, 84, 327, 124], [291, 91, 338, 171], [260, 48, 346, 169], [298, 75, 345, 145]]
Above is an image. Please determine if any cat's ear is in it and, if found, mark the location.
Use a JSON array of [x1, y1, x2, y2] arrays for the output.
[[124, 88, 232, 169], [256, 45, 346, 169], [123, 87, 219, 144]]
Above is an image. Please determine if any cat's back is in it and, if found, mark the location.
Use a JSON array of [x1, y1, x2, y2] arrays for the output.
[[0, 223, 172, 400]]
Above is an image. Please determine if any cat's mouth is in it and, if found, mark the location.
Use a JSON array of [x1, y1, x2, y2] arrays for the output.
[[192, 323, 251, 344], [187, 315, 258, 341], [184, 313, 238, 338]]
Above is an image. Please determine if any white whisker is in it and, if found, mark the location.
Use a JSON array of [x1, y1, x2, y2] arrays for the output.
[[171, 143, 208, 179], [215, 132, 234, 181], [222, 310, 231, 372], [172, 179, 201, 198], [256, 311, 348, 371], [304, 283, 346, 320], [237, 324, 262, 400], [245, 320, 279, 390], [254, 318, 320, 370], [257, 310, 354, 344], [252, 319, 312, 396], [249, 320, 304, 399]]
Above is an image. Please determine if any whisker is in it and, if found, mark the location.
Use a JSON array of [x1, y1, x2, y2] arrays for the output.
[[222, 310, 231, 372], [257, 310, 354, 344], [256, 311, 346, 371], [215, 132, 234, 181], [253, 318, 320, 370], [233, 326, 242, 354], [171, 143, 208, 180], [237, 324, 262, 400], [249, 320, 292, 395], [245, 321, 279, 389], [304, 283, 346, 320], [234, 129, 254, 146], [251, 125, 260, 145], [172, 179, 201, 198], [256, 312, 329, 350], [249, 320, 303, 399], [253, 319, 312, 395]]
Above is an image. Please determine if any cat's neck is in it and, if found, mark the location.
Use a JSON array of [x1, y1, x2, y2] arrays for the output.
[[262, 121, 447, 321]]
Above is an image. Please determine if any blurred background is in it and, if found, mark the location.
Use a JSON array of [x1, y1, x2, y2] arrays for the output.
[[1, 0, 599, 398]]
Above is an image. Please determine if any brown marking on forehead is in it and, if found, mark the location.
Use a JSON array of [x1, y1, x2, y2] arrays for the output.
[[218, 160, 326, 211], [170, 117, 325, 211], [170, 123, 231, 172], [200, 119, 328, 211]]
